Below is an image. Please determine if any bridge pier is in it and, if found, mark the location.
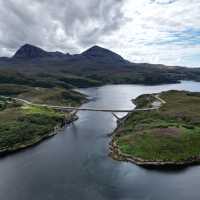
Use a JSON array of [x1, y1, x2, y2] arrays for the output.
[[71, 110, 78, 115], [112, 112, 121, 120]]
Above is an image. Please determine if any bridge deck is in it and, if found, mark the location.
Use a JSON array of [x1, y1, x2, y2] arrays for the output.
[[52, 106, 158, 113], [1, 96, 160, 113]]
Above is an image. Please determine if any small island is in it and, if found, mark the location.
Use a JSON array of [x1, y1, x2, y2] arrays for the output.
[[110, 90, 200, 166]]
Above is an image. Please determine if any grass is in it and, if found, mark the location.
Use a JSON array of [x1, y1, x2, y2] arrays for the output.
[[17, 87, 86, 106], [0, 82, 86, 153], [0, 100, 65, 152], [0, 84, 87, 106], [115, 90, 200, 163], [0, 84, 30, 96], [0, 70, 102, 89], [0, 97, 7, 111]]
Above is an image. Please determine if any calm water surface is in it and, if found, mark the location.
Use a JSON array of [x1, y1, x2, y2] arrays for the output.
[[1, 81, 200, 200]]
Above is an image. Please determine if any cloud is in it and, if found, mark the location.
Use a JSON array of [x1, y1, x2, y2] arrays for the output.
[[0, 0, 199, 67], [0, 0, 125, 54], [150, 0, 178, 5], [108, 0, 200, 67]]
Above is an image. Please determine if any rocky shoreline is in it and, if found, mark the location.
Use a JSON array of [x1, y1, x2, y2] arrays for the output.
[[109, 136, 200, 167], [0, 112, 79, 157], [109, 96, 200, 167]]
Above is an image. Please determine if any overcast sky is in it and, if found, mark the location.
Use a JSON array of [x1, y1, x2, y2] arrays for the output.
[[0, 0, 199, 67]]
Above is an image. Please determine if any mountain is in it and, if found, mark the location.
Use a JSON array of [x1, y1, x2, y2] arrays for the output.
[[81, 45, 128, 65], [13, 44, 66, 59], [12, 44, 127, 64], [0, 43, 200, 86], [13, 44, 49, 59]]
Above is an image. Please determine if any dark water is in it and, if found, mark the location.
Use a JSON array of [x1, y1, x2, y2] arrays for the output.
[[1, 81, 200, 200]]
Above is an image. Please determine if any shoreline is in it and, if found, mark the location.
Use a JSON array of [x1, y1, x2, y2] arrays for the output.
[[0, 112, 79, 157], [109, 136, 200, 167], [109, 95, 200, 167]]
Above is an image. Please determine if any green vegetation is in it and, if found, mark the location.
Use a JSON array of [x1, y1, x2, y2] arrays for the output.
[[0, 100, 66, 153], [0, 84, 87, 107], [0, 69, 102, 89], [0, 71, 88, 154], [0, 97, 8, 111], [0, 84, 30, 96], [114, 91, 200, 164], [17, 87, 86, 106], [0, 80, 87, 154], [1, 44, 200, 86]]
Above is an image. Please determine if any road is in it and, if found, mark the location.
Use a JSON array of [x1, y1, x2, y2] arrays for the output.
[[0, 94, 165, 113]]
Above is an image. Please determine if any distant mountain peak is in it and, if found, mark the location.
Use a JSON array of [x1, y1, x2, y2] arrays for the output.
[[81, 45, 127, 65], [13, 44, 68, 59], [11, 43, 128, 65], [13, 44, 49, 59], [82, 45, 115, 55], [87, 45, 104, 50], [21, 43, 37, 48]]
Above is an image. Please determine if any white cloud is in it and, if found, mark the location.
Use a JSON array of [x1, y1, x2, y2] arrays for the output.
[[103, 0, 200, 67], [0, 0, 199, 67], [0, 0, 125, 54]]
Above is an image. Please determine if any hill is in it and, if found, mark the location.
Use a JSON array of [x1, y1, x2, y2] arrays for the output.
[[111, 91, 200, 166], [0, 44, 200, 87]]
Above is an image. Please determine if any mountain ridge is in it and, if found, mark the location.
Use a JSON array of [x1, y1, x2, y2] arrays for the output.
[[13, 44, 67, 59], [10, 43, 128, 65], [0, 43, 200, 86], [0, 43, 194, 69]]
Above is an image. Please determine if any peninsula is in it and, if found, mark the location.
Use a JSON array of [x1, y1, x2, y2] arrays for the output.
[[110, 90, 200, 166], [0, 87, 86, 155]]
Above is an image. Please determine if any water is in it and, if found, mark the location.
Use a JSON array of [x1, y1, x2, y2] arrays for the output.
[[0, 81, 200, 200]]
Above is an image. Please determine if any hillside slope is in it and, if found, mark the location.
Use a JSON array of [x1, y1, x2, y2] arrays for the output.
[[0, 44, 200, 86]]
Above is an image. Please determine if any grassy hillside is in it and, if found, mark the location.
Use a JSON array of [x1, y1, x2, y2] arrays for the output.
[[0, 98, 67, 153], [1, 44, 200, 85], [0, 82, 87, 154], [17, 87, 87, 106], [1, 61, 200, 86], [0, 83, 87, 106], [0, 69, 102, 89], [112, 91, 200, 165]]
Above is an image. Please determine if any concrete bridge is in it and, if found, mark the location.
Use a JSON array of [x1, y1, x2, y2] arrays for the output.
[[1, 95, 163, 114], [42, 105, 158, 113]]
